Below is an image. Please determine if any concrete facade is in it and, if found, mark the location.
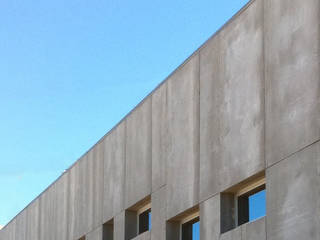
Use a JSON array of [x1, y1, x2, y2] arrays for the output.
[[0, 0, 319, 239]]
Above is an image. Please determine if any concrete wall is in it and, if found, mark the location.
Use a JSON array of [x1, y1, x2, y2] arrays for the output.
[[0, 0, 319, 239]]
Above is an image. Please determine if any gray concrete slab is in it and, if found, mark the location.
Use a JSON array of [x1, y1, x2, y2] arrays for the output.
[[241, 217, 266, 240], [200, 0, 265, 202], [220, 226, 241, 240], [0, 219, 15, 240], [200, 194, 220, 240], [15, 210, 27, 240], [86, 226, 103, 240], [151, 186, 166, 240], [26, 198, 40, 240], [125, 98, 152, 208], [151, 82, 168, 192], [91, 142, 104, 229], [266, 141, 320, 240], [166, 53, 200, 219], [132, 231, 151, 240], [265, 0, 320, 166], [103, 122, 126, 222], [39, 184, 55, 240], [54, 173, 69, 240], [67, 160, 79, 240], [114, 212, 125, 240]]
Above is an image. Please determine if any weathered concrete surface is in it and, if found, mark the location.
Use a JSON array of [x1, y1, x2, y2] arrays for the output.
[[68, 144, 104, 239], [200, 0, 265, 202], [0, 219, 15, 240], [151, 186, 166, 240], [54, 172, 69, 240], [266, 141, 320, 240], [241, 217, 266, 240], [166, 54, 200, 219], [67, 159, 79, 239], [220, 226, 241, 240], [151, 83, 168, 192], [132, 231, 151, 240], [125, 98, 152, 208], [15, 210, 27, 240], [114, 212, 125, 240], [39, 183, 55, 240], [86, 226, 103, 240], [200, 194, 220, 240], [265, 0, 320, 166], [103, 122, 126, 222], [26, 199, 39, 240]]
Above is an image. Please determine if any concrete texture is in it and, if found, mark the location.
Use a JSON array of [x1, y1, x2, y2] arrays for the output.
[[266, 141, 320, 240], [132, 231, 150, 240], [151, 82, 168, 192], [103, 122, 126, 222], [1, 0, 319, 239], [166, 53, 200, 220], [125, 98, 152, 209], [26, 199, 39, 240], [86, 226, 103, 240], [200, 194, 220, 240], [114, 212, 125, 240], [200, 0, 265, 202], [265, 0, 320, 166], [241, 217, 266, 240], [151, 186, 166, 240], [220, 226, 242, 240], [15, 210, 27, 240]]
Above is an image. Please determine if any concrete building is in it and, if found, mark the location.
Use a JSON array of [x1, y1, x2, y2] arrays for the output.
[[0, 0, 319, 239]]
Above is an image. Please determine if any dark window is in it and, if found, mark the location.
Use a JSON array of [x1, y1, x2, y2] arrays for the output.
[[181, 217, 199, 240], [138, 209, 151, 234], [237, 185, 266, 226], [103, 220, 114, 240]]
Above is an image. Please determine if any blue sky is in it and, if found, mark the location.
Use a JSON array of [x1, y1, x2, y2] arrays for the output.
[[0, 0, 250, 226]]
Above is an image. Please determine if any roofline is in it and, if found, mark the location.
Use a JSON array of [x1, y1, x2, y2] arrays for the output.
[[1, 0, 256, 231]]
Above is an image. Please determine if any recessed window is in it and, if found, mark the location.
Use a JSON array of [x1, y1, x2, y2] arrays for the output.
[[221, 173, 266, 234], [182, 216, 200, 240], [103, 219, 114, 240], [138, 207, 151, 234], [166, 208, 200, 240], [125, 196, 151, 240]]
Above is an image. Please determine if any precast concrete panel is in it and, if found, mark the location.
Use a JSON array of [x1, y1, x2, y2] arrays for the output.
[[166, 54, 200, 219], [151, 186, 166, 240], [54, 173, 69, 240], [151, 82, 168, 192], [200, 0, 265, 201], [26, 199, 40, 240], [1, 219, 16, 240], [103, 122, 126, 222], [67, 160, 78, 239], [265, 0, 320, 166], [114, 212, 125, 240], [200, 194, 220, 240], [125, 98, 152, 208], [266, 141, 320, 240], [39, 184, 55, 240], [91, 142, 104, 229], [220, 227, 241, 240], [86, 226, 103, 240], [132, 231, 151, 240], [241, 217, 266, 240], [15, 210, 27, 240]]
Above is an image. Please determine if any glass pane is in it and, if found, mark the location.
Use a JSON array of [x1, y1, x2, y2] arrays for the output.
[[249, 189, 266, 221], [192, 221, 200, 240], [148, 211, 151, 230]]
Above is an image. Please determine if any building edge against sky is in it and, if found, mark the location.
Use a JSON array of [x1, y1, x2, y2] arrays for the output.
[[1, 0, 320, 239]]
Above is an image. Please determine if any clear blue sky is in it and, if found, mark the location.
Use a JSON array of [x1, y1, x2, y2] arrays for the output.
[[0, 0, 250, 226]]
